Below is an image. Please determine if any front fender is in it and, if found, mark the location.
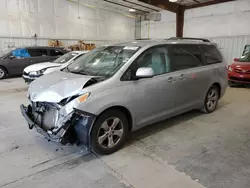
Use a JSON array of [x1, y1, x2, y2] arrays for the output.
[[76, 86, 136, 126]]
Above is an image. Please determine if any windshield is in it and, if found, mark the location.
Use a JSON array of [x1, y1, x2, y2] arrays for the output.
[[238, 52, 250, 62], [243, 45, 250, 56], [53, 52, 79, 64], [66, 46, 139, 77]]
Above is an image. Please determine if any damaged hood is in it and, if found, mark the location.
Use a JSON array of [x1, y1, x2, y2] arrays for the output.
[[28, 71, 96, 103]]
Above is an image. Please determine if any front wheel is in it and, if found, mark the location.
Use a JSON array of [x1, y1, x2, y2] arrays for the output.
[[90, 109, 129, 155], [202, 86, 219, 113], [0, 66, 7, 79]]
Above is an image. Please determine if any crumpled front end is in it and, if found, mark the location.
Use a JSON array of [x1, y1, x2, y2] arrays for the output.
[[20, 71, 104, 148], [20, 97, 96, 148]]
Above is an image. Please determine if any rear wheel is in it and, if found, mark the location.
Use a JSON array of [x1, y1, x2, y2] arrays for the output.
[[0, 66, 7, 79], [90, 109, 129, 155], [202, 86, 219, 113]]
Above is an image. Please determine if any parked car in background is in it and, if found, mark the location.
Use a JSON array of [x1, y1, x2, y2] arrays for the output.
[[21, 38, 227, 155], [0, 46, 67, 79], [22, 51, 89, 83], [228, 52, 250, 86]]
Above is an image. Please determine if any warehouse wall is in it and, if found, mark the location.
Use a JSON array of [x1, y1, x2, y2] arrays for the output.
[[184, 0, 250, 64], [0, 0, 135, 40], [209, 35, 250, 65], [141, 10, 176, 39], [184, 0, 250, 38]]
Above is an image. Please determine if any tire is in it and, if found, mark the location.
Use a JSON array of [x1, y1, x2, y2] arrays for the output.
[[90, 109, 129, 155], [201, 85, 219, 113], [0, 66, 7, 79]]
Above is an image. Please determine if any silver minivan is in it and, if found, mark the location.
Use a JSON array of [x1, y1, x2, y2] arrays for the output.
[[20, 38, 227, 154]]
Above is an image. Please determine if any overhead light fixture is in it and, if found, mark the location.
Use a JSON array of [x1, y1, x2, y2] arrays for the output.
[[129, 8, 136, 12]]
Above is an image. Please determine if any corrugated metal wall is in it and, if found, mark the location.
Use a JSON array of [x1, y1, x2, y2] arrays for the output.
[[209, 35, 250, 65]]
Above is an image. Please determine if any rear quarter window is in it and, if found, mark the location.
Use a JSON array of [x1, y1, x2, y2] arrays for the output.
[[27, 49, 48, 57], [200, 44, 223, 65], [49, 49, 64, 56]]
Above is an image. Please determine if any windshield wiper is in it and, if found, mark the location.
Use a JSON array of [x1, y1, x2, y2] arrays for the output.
[[70, 70, 88, 75]]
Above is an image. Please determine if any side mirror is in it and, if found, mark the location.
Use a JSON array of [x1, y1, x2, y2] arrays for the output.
[[234, 58, 239, 62], [135, 67, 154, 79]]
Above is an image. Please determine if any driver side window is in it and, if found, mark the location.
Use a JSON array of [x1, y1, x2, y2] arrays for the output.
[[122, 45, 170, 80]]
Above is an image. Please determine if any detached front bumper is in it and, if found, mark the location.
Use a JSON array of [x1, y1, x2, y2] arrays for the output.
[[20, 104, 96, 148]]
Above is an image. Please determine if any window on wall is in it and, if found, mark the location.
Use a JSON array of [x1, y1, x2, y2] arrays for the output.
[[200, 44, 223, 65], [122, 45, 171, 80], [27, 49, 48, 57], [170, 44, 204, 71]]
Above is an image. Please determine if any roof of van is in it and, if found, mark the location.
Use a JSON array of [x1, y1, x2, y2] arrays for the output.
[[115, 38, 216, 48]]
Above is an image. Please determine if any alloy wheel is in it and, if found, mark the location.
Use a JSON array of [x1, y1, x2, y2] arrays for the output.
[[206, 88, 218, 111], [0, 68, 5, 79], [97, 117, 124, 149]]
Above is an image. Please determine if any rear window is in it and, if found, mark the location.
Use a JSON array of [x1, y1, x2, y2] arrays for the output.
[[200, 44, 223, 65], [27, 49, 48, 57], [53, 52, 79, 64]]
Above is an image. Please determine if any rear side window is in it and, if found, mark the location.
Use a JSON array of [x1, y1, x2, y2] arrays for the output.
[[170, 44, 204, 71], [49, 49, 64, 56], [28, 49, 48, 57], [200, 45, 223, 65]]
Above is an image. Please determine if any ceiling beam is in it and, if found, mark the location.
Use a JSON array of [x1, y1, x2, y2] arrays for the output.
[[138, 0, 182, 13], [123, 0, 159, 12], [186, 0, 236, 9]]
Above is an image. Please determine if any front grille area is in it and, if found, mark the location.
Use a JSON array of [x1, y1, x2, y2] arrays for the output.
[[229, 76, 250, 82], [234, 69, 250, 74], [31, 102, 59, 130]]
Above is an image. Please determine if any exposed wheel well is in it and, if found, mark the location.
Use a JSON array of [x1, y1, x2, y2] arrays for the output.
[[212, 82, 221, 98], [99, 106, 133, 132]]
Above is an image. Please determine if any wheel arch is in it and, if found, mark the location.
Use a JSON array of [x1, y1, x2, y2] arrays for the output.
[[211, 82, 221, 98], [0, 65, 8, 75], [97, 106, 133, 132]]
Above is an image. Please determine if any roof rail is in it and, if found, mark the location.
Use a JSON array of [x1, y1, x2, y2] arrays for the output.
[[167, 37, 210, 42]]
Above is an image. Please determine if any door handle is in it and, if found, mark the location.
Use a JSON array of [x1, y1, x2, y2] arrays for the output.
[[167, 77, 175, 82], [178, 74, 186, 80]]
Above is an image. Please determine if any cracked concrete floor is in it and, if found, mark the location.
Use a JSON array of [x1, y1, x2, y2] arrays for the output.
[[0, 78, 250, 188]]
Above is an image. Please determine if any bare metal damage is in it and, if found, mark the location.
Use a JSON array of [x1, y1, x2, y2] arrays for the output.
[[28, 71, 97, 103], [21, 71, 100, 146]]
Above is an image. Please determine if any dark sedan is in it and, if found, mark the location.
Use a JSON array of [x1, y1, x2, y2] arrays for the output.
[[0, 46, 67, 79]]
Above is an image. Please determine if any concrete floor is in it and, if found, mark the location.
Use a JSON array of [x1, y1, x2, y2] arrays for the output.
[[0, 78, 250, 188]]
